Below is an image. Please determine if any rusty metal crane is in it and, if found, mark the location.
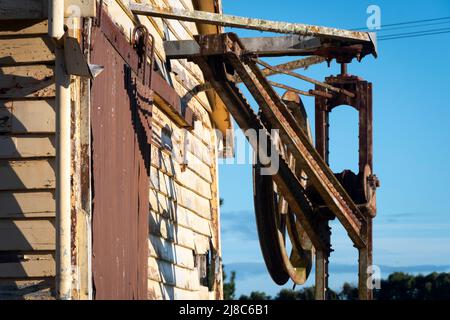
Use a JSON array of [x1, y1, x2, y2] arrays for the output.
[[132, 3, 380, 300]]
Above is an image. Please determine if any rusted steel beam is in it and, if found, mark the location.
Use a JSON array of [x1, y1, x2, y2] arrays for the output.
[[256, 59, 356, 98], [269, 80, 334, 99], [165, 34, 375, 61], [236, 35, 322, 57], [261, 56, 327, 77], [130, 3, 374, 42], [164, 36, 321, 59], [235, 56, 326, 84], [269, 81, 314, 97]]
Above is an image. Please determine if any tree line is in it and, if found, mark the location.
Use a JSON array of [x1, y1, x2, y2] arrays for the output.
[[223, 268, 450, 300]]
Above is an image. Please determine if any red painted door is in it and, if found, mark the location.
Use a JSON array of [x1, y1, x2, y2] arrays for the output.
[[90, 22, 151, 300]]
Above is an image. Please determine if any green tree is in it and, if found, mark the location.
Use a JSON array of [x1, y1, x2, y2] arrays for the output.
[[239, 291, 271, 300], [339, 282, 359, 300], [223, 266, 236, 300], [229, 271, 450, 301]]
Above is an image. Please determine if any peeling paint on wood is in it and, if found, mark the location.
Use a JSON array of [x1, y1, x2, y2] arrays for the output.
[[0, 65, 55, 98], [0, 37, 54, 66], [0, 100, 55, 134], [148, 256, 200, 291], [148, 235, 195, 270]]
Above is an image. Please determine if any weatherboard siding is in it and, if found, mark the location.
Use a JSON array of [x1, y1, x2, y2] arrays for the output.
[[0, 0, 222, 300], [0, 18, 56, 299]]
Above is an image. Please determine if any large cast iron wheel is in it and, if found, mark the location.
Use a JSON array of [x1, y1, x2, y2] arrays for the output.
[[253, 92, 314, 285]]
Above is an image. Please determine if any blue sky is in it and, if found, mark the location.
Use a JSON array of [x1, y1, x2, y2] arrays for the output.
[[217, 0, 450, 296]]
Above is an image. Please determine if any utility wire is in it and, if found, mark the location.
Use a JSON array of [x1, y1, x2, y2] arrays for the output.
[[374, 20, 450, 33], [350, 16, 450, 31], [379, 29, 450, 41], [347, 16, 450, 41], [379, 27, 450, 38]]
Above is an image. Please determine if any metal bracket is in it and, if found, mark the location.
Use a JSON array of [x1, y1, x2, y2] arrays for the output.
[[64, 36, 103, 79]]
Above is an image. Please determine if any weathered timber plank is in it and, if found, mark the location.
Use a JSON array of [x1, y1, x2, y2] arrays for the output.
[[150, 153, 211, 200], [0, 100, 55, 134], [152, 105, 211, 151], [149, 189, 176, 219], [175, 205, 211, 237], [149, 210, 196, 250], [0, 191, 55, 219], [0, 278, 54, 300], [0, 0, 49, 20], [175, 183, 211, 220], [147, 279, 199, 300], [181, 151, 213, 183], [0, 253, 55, 278], [0, 0, 95, 20], [0, 65, 55, 98], [0, 135, 55, 159], [151, 146, 175, 177], [150, 166, 177, 199], [148, 256, 200, 291], [149, 200, 211, 238], [0, 37, 54, 66], [0, 159, 55, 190], [148, 235, 195, 269], [0, 20, 48, 35], [0, 219, 55, 251]]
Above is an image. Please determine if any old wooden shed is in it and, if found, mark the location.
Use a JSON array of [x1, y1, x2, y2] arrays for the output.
[[0, 0, 229, 300]]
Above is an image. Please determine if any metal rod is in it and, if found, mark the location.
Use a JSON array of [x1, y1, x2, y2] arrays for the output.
[[130, 3, 372, 42], [256, 59, 355, 98], [261, 56, 327, 77], [269, 81, 313, 96], [269, 80, 333, 99], [309, 90, 333, 99], [341, 63, 348, 75]]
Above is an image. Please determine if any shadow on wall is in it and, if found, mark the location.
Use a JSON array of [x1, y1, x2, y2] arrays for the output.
[[0, 28, 57, 297], [123, 63, 178, 299], [0, 100, 56, 300]]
